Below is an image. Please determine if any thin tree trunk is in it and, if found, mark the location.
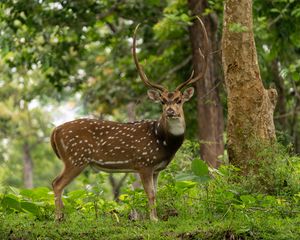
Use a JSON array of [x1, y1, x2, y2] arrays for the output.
[[23, 142, 33, 188], [109, 173, 129, 201], [188, 0, 224, 168], [271, 59, 287, 130], [222, 0, 277, 170], [290, 97, 300, 152]]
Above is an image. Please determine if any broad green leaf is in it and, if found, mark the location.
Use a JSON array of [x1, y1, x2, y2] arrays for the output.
[[20, 201, 39, 215], [193, 176, 210, 184], [175, 173, 198, 182], [240, 195, 256, 205], [19, 189, 35, 199], [191, 158, 209, 177], [20, 187, 52, 201], [175, 180, 197, 189], [67, 189, 87, 200], [261, 195, 277, 207], [175, 181, 197, 193], [2, 195, 21, 211]]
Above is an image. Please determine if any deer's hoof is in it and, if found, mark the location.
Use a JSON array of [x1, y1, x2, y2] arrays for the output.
[[150, 215, 159, 222], [129, 209, 140, 221], [55, 212, 64, 222]]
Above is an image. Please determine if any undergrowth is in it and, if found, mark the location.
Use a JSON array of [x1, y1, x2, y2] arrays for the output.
[[0, 141, 300, 239]]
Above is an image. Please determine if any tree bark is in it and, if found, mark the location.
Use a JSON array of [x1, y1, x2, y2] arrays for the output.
[[188, 0, 224, 168], [222, 0, 277, 169], [23, 142, 33, 188]]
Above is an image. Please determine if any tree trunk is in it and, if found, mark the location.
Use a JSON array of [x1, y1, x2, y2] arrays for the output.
[[290, 97, 300, 152], [109, 173, 128, 201], [222, 0, 277, 169], [271, 59, 287, 130], [23, 142, 33, 188], [188, 0, 224, 168]]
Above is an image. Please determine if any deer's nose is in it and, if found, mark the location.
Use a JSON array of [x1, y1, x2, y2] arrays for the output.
[[166, 108, 176, 117]]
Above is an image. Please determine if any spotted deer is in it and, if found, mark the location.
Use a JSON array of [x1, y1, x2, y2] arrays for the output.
[[51, 17, 208, 221]]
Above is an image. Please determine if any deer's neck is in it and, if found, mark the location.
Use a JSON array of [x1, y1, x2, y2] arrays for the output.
[[166, 117, 186, 136], [155, 117, 185, 146]]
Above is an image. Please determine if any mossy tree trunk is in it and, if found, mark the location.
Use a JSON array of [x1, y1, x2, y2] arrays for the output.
[[221, 0, 277, 169]]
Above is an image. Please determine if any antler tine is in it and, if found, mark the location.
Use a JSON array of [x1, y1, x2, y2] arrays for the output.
[[175, 16, 209, 91], [132, 24, 167, 92]]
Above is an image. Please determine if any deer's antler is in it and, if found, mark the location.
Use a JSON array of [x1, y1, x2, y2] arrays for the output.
[[132, 24, 167, 92]]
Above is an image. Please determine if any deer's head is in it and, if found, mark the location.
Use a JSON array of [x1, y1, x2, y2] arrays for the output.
[[132, 17, 208, 136]]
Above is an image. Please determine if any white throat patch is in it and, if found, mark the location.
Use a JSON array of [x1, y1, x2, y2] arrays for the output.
[[167, 118, 185, 136]]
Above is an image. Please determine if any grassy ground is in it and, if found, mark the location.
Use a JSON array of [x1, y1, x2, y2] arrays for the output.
[[1, 208, 300, 240], [1, 143, 300, 239]]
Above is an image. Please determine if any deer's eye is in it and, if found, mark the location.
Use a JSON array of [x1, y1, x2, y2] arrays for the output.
[[161, 98, 168, 104], [174, 98, 181, 104]]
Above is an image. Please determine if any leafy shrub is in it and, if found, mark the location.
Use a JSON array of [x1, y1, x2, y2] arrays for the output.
[[0, 187, 54, 219], [242, 143, 300, 195]]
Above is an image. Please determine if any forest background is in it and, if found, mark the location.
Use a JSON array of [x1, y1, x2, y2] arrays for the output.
[[0, 0, 300, 239]]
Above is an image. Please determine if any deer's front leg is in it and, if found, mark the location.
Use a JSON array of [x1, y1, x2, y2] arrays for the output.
[[153, 172, 159, 194], [139, 169, 158, 221]]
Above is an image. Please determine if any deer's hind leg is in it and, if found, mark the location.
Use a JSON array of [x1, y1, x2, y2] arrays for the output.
[[52, 163, 86, 221]]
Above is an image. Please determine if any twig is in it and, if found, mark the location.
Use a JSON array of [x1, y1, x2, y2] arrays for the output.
[[268, 2, 292, 28], [96, 0, 126, 20], [157, 56, 192, 82], [274, 108, 300, 119], [198, 80, 222, 102]]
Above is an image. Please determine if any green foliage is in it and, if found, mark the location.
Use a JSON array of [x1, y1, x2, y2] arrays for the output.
[[175, 158, 210, 183], [254, 0, 300, 148], [1, 143, 299, 239], [0, 0, 300, 238], [240, 143, 300, 195], [0, 187, 54, 219]]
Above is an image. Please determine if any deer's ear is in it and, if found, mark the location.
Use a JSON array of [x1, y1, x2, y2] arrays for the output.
[[182, 87, 194, 102], [147, 90, 161, 103]]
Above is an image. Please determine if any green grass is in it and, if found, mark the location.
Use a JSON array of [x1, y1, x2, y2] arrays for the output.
[[1, 205, 300, 240]]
